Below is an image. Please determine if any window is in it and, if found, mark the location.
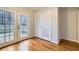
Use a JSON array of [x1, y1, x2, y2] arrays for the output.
[[0, 10, 14, 44], [20, 15, 28, 38]]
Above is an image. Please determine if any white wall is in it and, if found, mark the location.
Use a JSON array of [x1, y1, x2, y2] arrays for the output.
[[51, 8, 59, 44], [11, 7, 79, 43], [34, 7, 79, 43], [60, 7, 78, 42], [1, 7, 79, 45], [58, 7, 66, 39], [77, 10, 79, 43], [34, 8, 59, 44], [34, 8, 52, 41]]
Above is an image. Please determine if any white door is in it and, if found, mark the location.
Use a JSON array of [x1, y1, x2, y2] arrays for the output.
[[0, 8, 17, 46], [18, 13, 28, 40]]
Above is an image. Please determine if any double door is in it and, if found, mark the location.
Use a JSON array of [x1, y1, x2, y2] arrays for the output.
[[0, 8, 28, 47]]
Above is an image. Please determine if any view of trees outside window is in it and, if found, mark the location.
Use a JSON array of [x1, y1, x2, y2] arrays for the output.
[[20, 15, 28, 38], [0, 10, 14, 44]]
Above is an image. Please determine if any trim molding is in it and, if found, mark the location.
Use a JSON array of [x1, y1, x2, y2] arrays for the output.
[[34, 36, 59, 44], [60, 39, 79, 46]]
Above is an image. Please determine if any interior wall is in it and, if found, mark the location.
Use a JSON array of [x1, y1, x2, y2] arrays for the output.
[[34, 7, 59, 44], [60, 7, 78, 42], [34, 8, 52, 39], [58, 8, 63, 41], [77, 10, 79, 43], [58, 8, 68, 40], [1, 7, 79, 44], [51, 8, 59, 44], [7, 7, 79, 43]]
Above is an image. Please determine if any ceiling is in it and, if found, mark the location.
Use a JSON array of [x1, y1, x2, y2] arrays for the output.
[[26, 7, 50, 11]]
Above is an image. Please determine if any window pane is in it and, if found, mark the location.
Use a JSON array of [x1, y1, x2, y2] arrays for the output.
[[0, 11, 3, 18], [0, 18, 3, 23], [0, 24, 4, 34], [20, 15, 28, 38], [9, 12, 14, 19], [0, 36, 4, 44], [0, 10, 14, 44], [4, 11, 9, 18], [5, 33, 10, 42], [0, 12, 5, 44], [10, 32, 13, 41], [5, 25, 9, 33]]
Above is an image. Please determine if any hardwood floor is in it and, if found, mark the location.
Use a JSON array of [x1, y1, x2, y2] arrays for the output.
[[0, 37, 79, 51]]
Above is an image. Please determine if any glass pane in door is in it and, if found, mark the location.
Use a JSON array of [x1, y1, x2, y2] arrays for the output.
[[20, 15, 28, 38], [4, 11, 10, 42], [0, 11, 5, 44], [0, 10, 14, 44], [4, 11, 14, 42], [9, 12, 14, 41]]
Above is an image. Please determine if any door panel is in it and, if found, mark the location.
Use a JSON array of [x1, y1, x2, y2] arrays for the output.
[[0, 9, 15, 45], [18, 13, 28, 40], [20, 15, 28, 38]]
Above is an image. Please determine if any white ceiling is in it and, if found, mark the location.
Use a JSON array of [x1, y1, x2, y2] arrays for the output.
[[26, 7, 50, 11], [26, 7, 41, 10]]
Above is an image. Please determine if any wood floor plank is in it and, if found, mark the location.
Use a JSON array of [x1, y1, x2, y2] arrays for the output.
[[0, 37, 79, 51]]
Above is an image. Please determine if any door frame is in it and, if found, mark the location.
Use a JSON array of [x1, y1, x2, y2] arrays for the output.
[[0, 8, 18, 48], [17, 11, 29, 41]]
